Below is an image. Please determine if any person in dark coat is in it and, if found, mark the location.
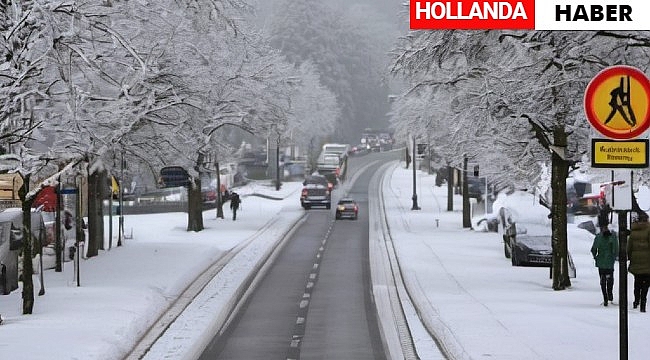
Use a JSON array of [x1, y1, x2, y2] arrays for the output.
[[591, 220, 618, 306], [628, 211, 650, 312], [229, 192, 241, 221], [405, 148, 411, 169]]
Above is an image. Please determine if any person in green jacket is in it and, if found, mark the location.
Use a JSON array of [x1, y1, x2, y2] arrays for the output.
[[628, 212, 650, 312], [591, 220, 618, 306]]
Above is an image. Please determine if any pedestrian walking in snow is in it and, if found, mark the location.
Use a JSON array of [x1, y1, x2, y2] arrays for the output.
[[628, 211, 650, 312], [230, 192, 241, 221], [591, 220, 618, 306], [1, 262, 7, 295], [405, 148, 411, 169]]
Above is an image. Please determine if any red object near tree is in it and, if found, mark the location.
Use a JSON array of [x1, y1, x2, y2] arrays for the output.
[[33, 186, 57, 212]]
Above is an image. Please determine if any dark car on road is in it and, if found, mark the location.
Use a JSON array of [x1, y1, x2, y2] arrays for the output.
[[335, 198, 358, 220], [300, 175, 332, 210]]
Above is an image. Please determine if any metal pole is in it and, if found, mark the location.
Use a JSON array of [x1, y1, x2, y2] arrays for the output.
[[38, 218, 45, 295], [75, 176, 82, 287], [411, 136, 420, 210], [617, 210, 629, 360], [108, 185, 113, 250], [462, 155, 471, 228], [276, 136, 280, 191], [118, 152, 124, 246], [55, 177, 62, 272], [485, 176, 488, 217]]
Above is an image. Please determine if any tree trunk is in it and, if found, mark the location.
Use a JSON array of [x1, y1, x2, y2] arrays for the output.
[[19, 173, 34, 314], [447, 165, 454, 211], [551, 126, 571, 290], [187, 177, 204, 232], [87, 168, 106, 257], [187, 152, 205, 232], [462, 155, 470, 228], [216, 162, 224, 219]]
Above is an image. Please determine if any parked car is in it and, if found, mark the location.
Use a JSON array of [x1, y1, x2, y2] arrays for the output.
[[498, 207, 517, 259], [284, 161, 307, 180], [508, 224, 553, 267], [498, 207, 552, 266], [335, 198, 358, 220], [0, 209, 47, 294], [498, 207, 576, 275]]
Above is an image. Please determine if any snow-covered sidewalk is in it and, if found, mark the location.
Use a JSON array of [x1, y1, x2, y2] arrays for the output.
[[386, 164, 650, 360], [0, 181, 303, 360]]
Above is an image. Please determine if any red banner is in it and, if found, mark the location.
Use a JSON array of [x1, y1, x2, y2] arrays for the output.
[[410, 0, 535, 30], [33, 186, 57, 212]]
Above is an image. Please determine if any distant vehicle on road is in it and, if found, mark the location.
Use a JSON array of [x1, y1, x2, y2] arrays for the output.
[[378, 133, 394, 151], [363, 134, 380, 152], [317, 154, 341, 173], [335, 198, 358, 220], [361, 128, 392, 152], [321, 143, 350, 161], [350, 144, 370, 156]]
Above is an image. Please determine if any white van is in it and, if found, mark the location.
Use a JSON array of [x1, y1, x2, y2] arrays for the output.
[[0, 208, 47, 294]]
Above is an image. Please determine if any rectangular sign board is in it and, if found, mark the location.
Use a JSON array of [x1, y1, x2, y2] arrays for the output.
[[159, 166, 190, 188], [604, 170, 633, 211], [591, 139, 648, 168], [58, 188, 78, 194]]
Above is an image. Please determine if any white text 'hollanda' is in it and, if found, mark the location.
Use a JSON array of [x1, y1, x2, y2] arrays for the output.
[[414, 1, 528, 20]]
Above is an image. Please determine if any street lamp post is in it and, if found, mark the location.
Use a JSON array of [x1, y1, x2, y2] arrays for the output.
[[55, 176, 62, 272], [411, 135, 420, 210], [617, 209, 629, 360], [276, 134, 281, 191], [117, 151, 124, 247], [463, 155, 471, 228]]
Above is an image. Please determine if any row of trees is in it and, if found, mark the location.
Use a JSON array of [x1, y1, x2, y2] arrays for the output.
[[263, 0, 394, 144], [389, 29, 650, 289], [1, 0, 340, 314]]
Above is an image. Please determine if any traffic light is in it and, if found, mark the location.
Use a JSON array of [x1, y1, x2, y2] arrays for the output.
[[473, 165, 479, 177]]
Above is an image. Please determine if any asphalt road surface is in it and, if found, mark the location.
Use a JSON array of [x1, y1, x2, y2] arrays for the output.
[[199, 152, 394, 359]]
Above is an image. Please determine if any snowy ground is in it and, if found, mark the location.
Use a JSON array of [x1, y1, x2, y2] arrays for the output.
[[385, 164, 650, 360], [1, 163, 649, 360], [0, 181, 304, 360]]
